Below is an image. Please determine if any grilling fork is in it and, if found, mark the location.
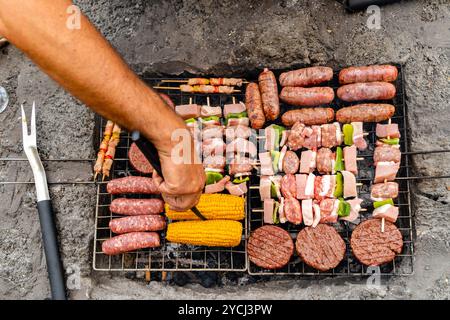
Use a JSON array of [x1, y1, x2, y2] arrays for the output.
[[21, 102, 66, 300]]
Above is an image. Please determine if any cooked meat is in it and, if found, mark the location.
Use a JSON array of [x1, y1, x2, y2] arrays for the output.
[[279, 86, 335, 107], [370, 182, 399, 201], [373, 204, 399, 223], [316, 148, 334, 174], [248, 225, 294, 270], [337, 82, 396, 102], [374, 161, 400, 183], [336, 104, 395, 123], [286, 122, 306, 151], [296, 224, 346, 271], [258, 68, 280, 120], [374, 145, 401, 164], [338, 65, 398, 84], [245, 82, 265, 129], [281, 108, 335, 126], [284, 197, 302, 225], [299, 150, 316, 174], [343, 145, 358, 175], [350, 219, 403, 266], [279, 66, 333, 87], [376, 123, 400, 139]]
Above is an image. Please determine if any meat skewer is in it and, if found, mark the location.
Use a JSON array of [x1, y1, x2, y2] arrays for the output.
[[102, 123, 121, 180], [154, 85, 240, 94], [94, 120, 114, 180], [161, 78, 247, 87]]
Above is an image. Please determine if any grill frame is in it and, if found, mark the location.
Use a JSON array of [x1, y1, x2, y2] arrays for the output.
[[92, 85, 248, 272], [247, 64, 415, 276]]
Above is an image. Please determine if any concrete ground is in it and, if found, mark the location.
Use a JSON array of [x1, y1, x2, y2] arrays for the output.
[[0, 0, 449, 300]]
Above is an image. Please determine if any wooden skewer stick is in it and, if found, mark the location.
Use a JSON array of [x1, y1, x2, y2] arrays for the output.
[[356, 157, 364, 161], [360, 208, 367, 212], [153, 86, 241, 93], [206, 96, 210, 107], [161, 79, 249, 84], [232, 96, 236, 104], [189, 97, 193, 104], [356, 183, 363, 186]]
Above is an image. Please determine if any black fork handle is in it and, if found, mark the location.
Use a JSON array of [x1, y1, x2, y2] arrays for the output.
[[37, 200, 67, 300], [345, 0, 401, 11]]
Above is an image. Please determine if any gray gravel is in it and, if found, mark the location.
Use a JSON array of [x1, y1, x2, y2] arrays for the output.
[[0, 0, 449, 299]]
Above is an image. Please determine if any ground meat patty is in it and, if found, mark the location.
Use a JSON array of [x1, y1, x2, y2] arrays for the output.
[[110, 215, 166, 234], [279, 66, 333, 87], [107, 176, 160, 194], [336, 104, 395, 123], [245, 82, 265, 129], [110, 198, 164, 215], [258, 68, 280, 120], [281, 108, 334, 126], [248, 225, 294, 270], [102, 232, 160, 255], [279, 86, 334, 107], [129, 142, 153, 174], [337, 82, 396, 102], [282, 150, 300, 174], [296, 224, 346, 271], [350, 219, 403, 266], [339, 65, 398, 84]]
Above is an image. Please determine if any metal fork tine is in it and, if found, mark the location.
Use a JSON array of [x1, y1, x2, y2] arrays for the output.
[[21, 104, 29, 141], [31, 101, 37, 144]]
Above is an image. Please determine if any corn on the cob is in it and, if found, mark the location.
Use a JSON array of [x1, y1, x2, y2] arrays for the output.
[[166, 220, 242, 247], [165, 194, 244, 221]]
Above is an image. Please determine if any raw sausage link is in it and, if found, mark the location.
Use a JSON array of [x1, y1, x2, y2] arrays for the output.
[[110, 198, 164, 215], [258, 68, 280, 120], [102, 232, 160, 255], [279, 86, 334, 107], [107, 176, 160, 195], [337, 82, 396, 102], [109, 215, 166, 234], [336, 104, 395, 123], [339, 65, 398, 84], [279, 67, 333, 87], [281, 108, 334, 126], [245, 82, 266, 129]]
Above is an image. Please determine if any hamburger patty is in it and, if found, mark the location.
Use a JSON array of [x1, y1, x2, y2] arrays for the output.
[[248, 225, 294, 270], [129, 142, 153, 174], [296, 224, 346, 271], [350, 219, 403, 266]]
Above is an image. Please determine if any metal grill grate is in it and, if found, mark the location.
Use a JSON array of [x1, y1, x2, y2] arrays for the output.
[[247, 64, 414, 276], [92, 81, 248, 272]]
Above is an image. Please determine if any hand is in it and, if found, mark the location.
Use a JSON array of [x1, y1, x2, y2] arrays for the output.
[[152, 146, 205, 211]]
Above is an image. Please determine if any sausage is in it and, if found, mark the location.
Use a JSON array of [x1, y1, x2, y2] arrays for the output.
[[109, 215, 166, 234], [110, 198, 164, 215], [281, 108, 334, 126], [245, 82, 266, 129], [102, 232, 160, 255], [129, 142, 153, 174], [339, 65, 398, 84], [336, 104, 395, 123], [258, 68, 280, 120], [159, 93, 175, 109], [279, 86, 334, 107], [337, 82, 396, 102], [279, 67, 333, 87], [282, 151, 300, 174], [107, 176, 160, 195]]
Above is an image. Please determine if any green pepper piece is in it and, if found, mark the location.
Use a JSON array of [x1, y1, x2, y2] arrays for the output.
[[334, 147, 345, 172], [268, 124, 285, 149], [343, 124, 354, 146], [225, 111, 247, 125], [205, 171, 223, 185], [373, 199, 394, 208], [201, 115, 220, 122], [380, 138, 400, 145], [271, 150, 280, 174], [273, 201, 280, 224], [185, 118, 196, 124], [270, 182, 277, 198], [337, 198, 351, 217], [232, 176, 249, 184], [334, 172, 343, 198]]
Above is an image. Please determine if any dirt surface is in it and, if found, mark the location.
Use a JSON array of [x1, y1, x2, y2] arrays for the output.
[[0, 0, 449, 299]]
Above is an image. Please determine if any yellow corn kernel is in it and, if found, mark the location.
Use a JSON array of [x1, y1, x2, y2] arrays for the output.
[[166, 220, 242, 247], [165, 194, 244, 221]]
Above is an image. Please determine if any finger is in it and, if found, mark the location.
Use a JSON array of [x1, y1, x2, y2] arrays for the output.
[[152, 171, 164, 189], [163, 192, 201, 211]]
